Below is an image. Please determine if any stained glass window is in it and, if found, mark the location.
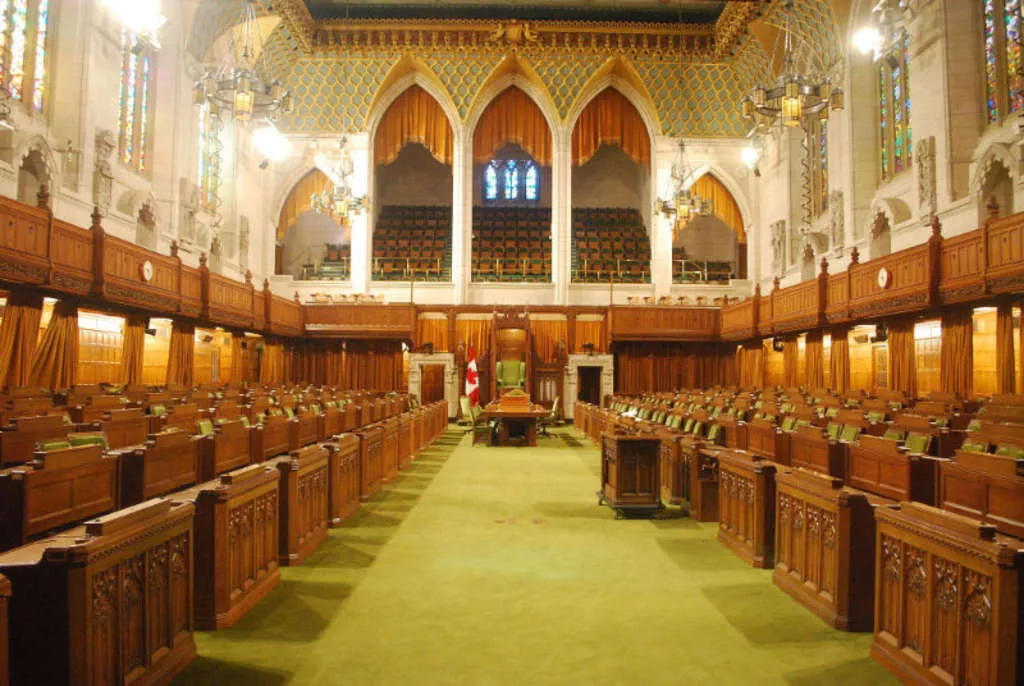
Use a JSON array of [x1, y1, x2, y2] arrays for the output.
[[484, 163, 498, 200], [983, 0, 1024, 124], [503, 160, 519, 200], [524, 162, 538, 201], [117, 30, 154, 172], [0, 0, 47, 111], [878, 30, 911, 180], [805, 117, 829, 218]]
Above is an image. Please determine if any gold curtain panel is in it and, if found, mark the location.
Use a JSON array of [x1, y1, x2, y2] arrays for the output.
[[29, 300, 79, 390], [277, 168, 333, 239], [375, 86, 454, 168], [692, 174, 746, 243], [572, 88, 650, 168], [473, 87, 552, 166], [0, 292, 43, 388]]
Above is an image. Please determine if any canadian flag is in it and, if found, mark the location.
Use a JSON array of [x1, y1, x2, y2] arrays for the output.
[[465, 344, 480, 406]]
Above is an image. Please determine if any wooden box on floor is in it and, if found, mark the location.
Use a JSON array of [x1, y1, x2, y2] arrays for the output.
[[846, 434, 939, 505], [716, 449, 776, 568], [120, 429, 200, 506], [872, 502, 1024, 686], [774, 468, 878, 631], [356, 424, 384, 501], [398, 413, 413, 469], [0, 499, 196, 685], [789, 424, 845, 480], [600, 435, 662, 517], [325, 433, 361, 526], [197, 419, 254, 482], [381, 417, 400, 482], [0, 444, 119, 552], [188, 464, 281, 630], [275, 445, 329, 566], [0, 573, 7, 686]]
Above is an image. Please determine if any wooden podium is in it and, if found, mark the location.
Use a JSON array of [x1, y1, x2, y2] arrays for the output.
[[598, 434, 663, 518]]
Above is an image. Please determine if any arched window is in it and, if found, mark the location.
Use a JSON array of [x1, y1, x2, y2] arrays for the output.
[[879, 30, 911, 180], [0, 0, 49, 112], [484, 163, 499, 200], [118, 29, 154, 172], [984, 0, 1024, 124], [805, 118, 829, 217], [482, 158, 540, 204], [524, 162, 538, 201]]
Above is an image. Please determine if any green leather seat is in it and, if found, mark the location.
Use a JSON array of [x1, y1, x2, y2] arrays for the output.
[[495, 360, 526, 390]]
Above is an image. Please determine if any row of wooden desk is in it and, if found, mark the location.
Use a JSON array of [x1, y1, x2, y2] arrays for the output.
[[0, 400, 449, 685], [576, 400, 1024, 685]]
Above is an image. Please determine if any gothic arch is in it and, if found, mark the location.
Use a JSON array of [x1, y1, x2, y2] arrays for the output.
[[465, 58, 560, 141], [691, 165, 755, 244], [366, 55, 460, 135], [566, 57, 661, 137], [971, 141, 1019, 198], [14, 135, 57, 190]]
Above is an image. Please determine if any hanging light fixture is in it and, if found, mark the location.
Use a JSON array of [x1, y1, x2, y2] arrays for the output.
[[102, 0, 167, 50], [192, 0, 293, 123], [310, 138, 366, 226], [741, 0, 843, 131], [853, 0, 912, 61], [655, 141, 713, 236]]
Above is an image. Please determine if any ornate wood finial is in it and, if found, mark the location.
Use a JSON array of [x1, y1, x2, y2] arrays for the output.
[[244, 269, 252, 284], [986, 194, 1000, 219], [754, 283, 761, 297], [819, 256, 829, 275], [293, 291, 300, 302], [263, 278, 270, 291], [90, 205, 102, 230], [199, 252, 207, 268], [772, 276, 781, 291], [170, 240, 179, 258], [36, 183, 50, 210], [850, 246, 860, 265], [930, 214, 942, 238]]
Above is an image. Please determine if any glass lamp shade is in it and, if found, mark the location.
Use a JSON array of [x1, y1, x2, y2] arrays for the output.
[[234, 89, 254, 121], [830, 88, 844, 111], [782, 80, 802, 126], [741, 96, 755, 119]]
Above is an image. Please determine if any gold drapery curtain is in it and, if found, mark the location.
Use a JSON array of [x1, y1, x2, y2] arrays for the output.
[[374, 86, 453, 167], [277, 168, 332, 239], [940, 308, 973, 398], [456, 319, 492, 359], [166, 320, 195, 388], [996, 302, 1016, 394], [805, 331, 824, 390], [0, 291, 42, 389], [691, 175, 746, 243], [615, 343, 730, 394], [830, 327, 850, 393], [572, 88, 650, 167], [573, 319, 605, 353], [532, 319, 568, 364], [261, 339, 286, 386], [888, 319, 917, 397], [346, 340, 404, 391], [473, 87, 551, 166], [28, 300, 79, 390], [416, 317, 450, 352], [782, 337, 799, 388], [230, 333, 245, 384], [119, 314, 146, 385], [736, 342, 764, 388]]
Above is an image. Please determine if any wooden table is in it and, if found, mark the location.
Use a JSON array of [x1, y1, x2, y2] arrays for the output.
[[481, 404, 548, 447]]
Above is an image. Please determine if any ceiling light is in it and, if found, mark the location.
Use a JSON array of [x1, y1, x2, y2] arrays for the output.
[[102, 0, 166, 49], [852, 26, 882, 57], [253, 123, 291, 162]]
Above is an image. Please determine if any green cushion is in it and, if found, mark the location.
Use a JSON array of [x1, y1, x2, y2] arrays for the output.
[[69, 433, 108, 450], [284, 408, 295, 419], [994, 444, 1024, 459], [62, 413, 72, 426], [683, 418, 694, 433], [826, 423, 841, 439], [961, 440, 989, 453], [691, 421, 704, 436], [781, 417, 796, 432], [240, 416, 250, 428], [711, 407, 722, 418], [825, 407, 840, 418], [669, 416, 681, 429], [867, 411, 885, 423], [839, 425, 860, 442], [151, 405, 167, 417], [967, 419, 981, 432], [933, 417, 948, 428], [905, 432, 930, 454], [795, 419, 811, 428], [883, 428, 905, 441], [197, 419, 215, 436], [707, 424, 721, 443], [40, 440, 71, 451]]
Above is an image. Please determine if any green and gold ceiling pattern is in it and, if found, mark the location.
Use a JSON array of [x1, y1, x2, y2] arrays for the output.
[[188, 0, 840, 139]]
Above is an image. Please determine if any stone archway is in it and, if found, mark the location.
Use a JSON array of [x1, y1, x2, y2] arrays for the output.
[[564, 353, 614, 419], [407, 351, 457, 418]]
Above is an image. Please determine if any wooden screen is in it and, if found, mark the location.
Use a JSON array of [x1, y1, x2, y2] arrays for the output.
[[763, 339, 783, 388], [143, 319, 172, 385], [420, 364, 445, 403], [77, 310, 124, 384]]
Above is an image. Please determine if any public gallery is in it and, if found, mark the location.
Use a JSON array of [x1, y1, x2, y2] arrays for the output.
[[0, 1, 1020, 684]]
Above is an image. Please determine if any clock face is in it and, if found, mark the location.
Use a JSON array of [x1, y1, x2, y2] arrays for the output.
[[877, 267, 891, 289], [141, 260, 154, 282]]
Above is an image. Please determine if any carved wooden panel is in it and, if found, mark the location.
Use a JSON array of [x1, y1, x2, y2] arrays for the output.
[[206, 273, 254, 329], [326, 433, 361, 526], [608, 306, 720, 342], [758, 295, 773, 336], [825, 272, 850, 323], [98, 233, 181, 315], [719, 298, 758, 341], [304, 303, 413, 338], [0, 197, 49, 286], [939, 229, 986, 304], [268, 295, 304, 337], [771, 279, 824, 333], [986, 213, 1024, 293], [356, 424, 384, 500], [716, 450, 775, 568], [848, 243, 935, 319], [49, 219, 93, 295], [252, 289, 267, 331], [178, 265, 203, 317], [275, 445, 329, 566]]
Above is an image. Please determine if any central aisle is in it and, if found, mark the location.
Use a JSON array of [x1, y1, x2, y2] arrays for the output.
[[178, 428, 897, 686]]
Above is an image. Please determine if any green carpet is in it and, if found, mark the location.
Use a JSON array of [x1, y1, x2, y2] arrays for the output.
[[175, 428, 898, 686]]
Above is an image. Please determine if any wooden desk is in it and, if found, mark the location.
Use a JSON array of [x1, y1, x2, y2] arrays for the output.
[[481, 404, 547, 447], [598, 434, 662, 518], [717, 449, 776, 568]]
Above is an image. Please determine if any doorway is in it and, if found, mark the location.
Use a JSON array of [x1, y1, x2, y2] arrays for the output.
[[577, 366, 601, 406], [421, 364, 446, 403]]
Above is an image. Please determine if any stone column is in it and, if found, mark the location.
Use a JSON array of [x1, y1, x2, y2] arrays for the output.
[[551, 126, 572, 304], [452, 127, 471, 304]]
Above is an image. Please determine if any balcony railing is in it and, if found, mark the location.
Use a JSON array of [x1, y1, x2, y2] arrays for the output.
[[571, 258, 650, 283], [671, 259, 733, 284], [471, 257, 551, 283], [373, 257, 450, 282]]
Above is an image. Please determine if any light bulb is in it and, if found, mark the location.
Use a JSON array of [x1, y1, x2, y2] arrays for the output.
[[253, 124, 292, 162], [853, 26, 882, 57], [741, 145, 760, 170]]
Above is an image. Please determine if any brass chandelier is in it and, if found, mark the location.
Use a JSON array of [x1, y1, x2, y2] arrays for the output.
[[311, 138, 366, 226], [192, 0, 293, 123], [741, 0, 843, 130], [656, 141, 713, 235]]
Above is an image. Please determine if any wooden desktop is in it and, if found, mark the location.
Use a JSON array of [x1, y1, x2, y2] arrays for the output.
[[481, 391, 548, 447]]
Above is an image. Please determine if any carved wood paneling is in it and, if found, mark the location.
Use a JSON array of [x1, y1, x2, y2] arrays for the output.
[[205, 272, 254, 329], [0, 197, 49, 286], [608, 306, 720, 342], [720, 298, 758, 341], [986, 213, 1024, 293], [848, 243, 935, 319], [825, 272, 850, 323], [304, 303, 413, 338], [939, 229, 986, 304], [268, 295, 304, 337], [49, 219, 93, 295], [771, 279, 825, 334], [98, 233, 182, 315]]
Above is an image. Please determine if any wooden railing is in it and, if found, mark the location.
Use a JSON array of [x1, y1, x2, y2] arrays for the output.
[[607, 305, 721, 342], [304, 302, 415, 339]]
